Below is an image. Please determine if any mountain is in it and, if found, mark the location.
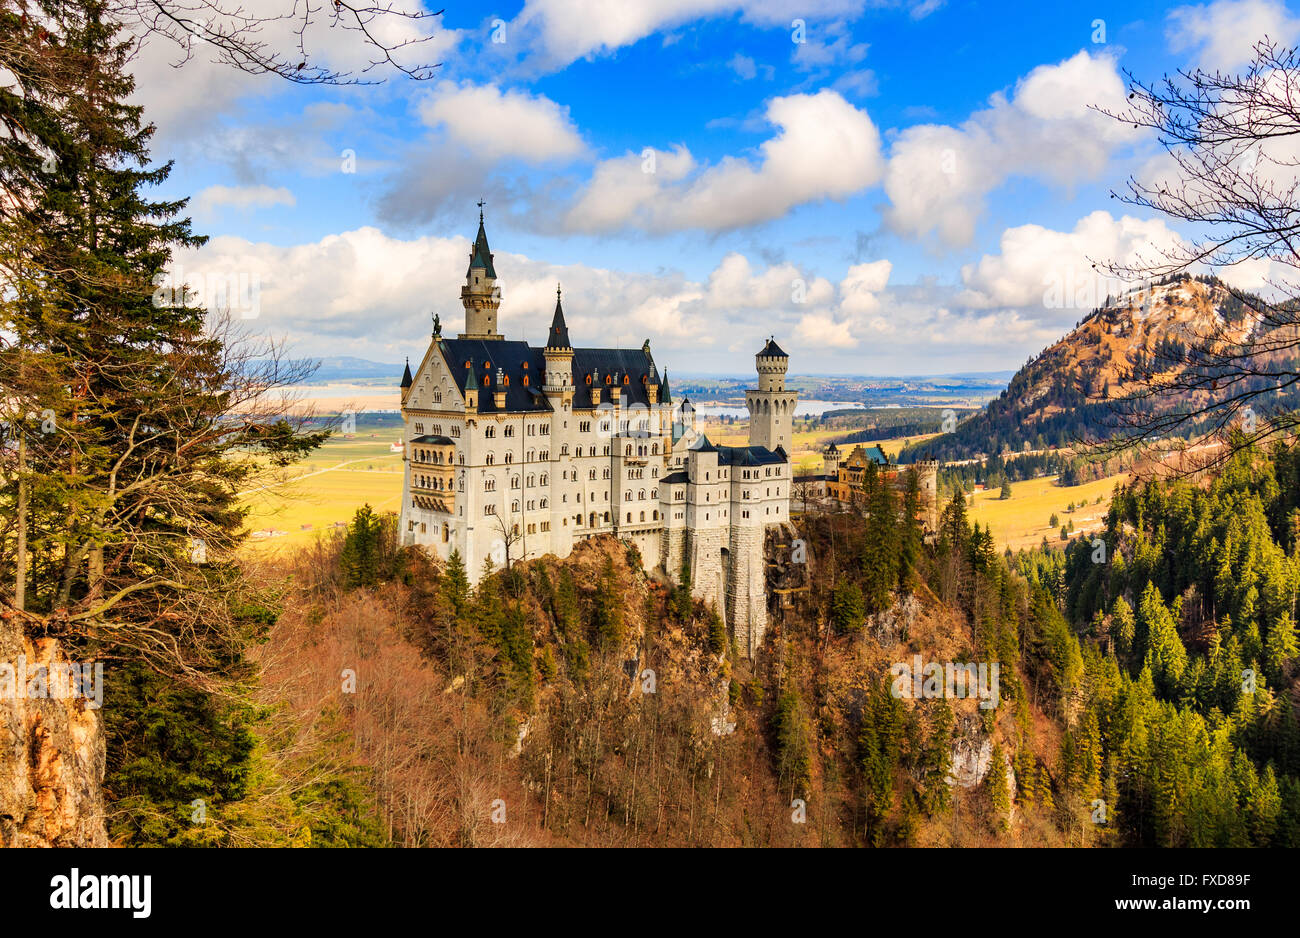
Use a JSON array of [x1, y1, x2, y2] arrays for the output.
[[299, 357, 403, 382], [902, 275, 1283, 463]]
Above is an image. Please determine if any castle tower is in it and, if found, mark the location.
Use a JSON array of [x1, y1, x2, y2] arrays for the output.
[[823, 442, 840, 477], [745, 337, 799, 453], [543, 285, 574, 402], [460, 204, 503, 340]]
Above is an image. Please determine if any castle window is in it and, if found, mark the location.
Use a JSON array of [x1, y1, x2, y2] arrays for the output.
[[540, 473, 548, 485], [486, 453, 495, 465], [511, 501, 519, 513], [414, 423, 424, 434], [586, 374, 592, 385], [485, 478, 496, 491], [504, 425, 514, 437], [511, 475, 519, 489], [483, 375, 490, 387], [503, 375, 510, 386], [626, 513, 632, 523], [652, 510, 659, 520], [485, 504, 496, 515], [639, 511, 645, 522], [580, 421, 590, 433], [523, 375, 529, 386], [540, 498, 548, 508], [603, 512, 610, 523], [485, 426, 495, 438], [505, 452, 513, 464], [624, 375, 630, 385], [560, 444, 569, 456], [589, 469, 596, 480]]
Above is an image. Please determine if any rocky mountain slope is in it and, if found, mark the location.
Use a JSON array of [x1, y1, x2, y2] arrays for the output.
[[904, 275, 1278, 463]]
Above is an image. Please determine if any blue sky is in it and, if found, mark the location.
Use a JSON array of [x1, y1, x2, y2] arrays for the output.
[[131, 0, 1300, 375]]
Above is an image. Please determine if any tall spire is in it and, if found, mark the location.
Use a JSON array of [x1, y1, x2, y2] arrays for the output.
[[466, 204, 496, 279], [547, 282, 571, 350], [400, 357, 413, 389]]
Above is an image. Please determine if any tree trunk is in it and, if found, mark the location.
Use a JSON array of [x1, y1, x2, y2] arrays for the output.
[[15, 432, 26, 612]]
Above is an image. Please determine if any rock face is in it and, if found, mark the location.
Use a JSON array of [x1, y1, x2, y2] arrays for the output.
[[946, 715, 993, 789], [0, 622, 108, 847]]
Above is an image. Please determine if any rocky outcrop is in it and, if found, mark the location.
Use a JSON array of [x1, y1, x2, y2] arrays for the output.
[[0, 621, 108, 847], [946, 715, 993, 789]]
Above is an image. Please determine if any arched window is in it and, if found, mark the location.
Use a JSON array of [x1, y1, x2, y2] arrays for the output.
[[485, 453, 495, 465], [504, 452, 513, 463], [639, 511, 645, 522]]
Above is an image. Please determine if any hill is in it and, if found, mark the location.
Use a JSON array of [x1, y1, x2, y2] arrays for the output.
[[901, 275, 1288, 464]]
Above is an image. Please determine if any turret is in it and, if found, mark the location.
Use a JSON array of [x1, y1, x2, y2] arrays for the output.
[[400, 357, 413, 405], [544, 284, 574, 400], [823, 442, 840, 478], [460, 204, 503, 340], [746, 336, 798, 453]]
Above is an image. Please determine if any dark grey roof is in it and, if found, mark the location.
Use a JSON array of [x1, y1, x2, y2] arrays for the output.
[[759, 337, 788, 358], [716, 444, 785, 467], [572, 347, 657, 410], [440, 339, 659, 414], [467, 217, 496, 278], [411, 434, 453, 445], [443, 338, 549, 414], [546, 290, 571, 349], [400, 358, 413, 389], [661, 470, 689, 485]]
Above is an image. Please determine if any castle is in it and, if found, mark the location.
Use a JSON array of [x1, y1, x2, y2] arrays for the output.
[[398, 212, 796, 657], [795, 442, 939, 531]]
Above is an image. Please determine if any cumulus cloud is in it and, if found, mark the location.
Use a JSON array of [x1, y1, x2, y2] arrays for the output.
[[178, 224, 899, 366], [883, 51, 1137, 246], [958, 211, 1185, 317], [1168, 0, 1300, 72], [193, 184, 296, 219], [564, 89, 884, 233], [418, 81, 586, 162]]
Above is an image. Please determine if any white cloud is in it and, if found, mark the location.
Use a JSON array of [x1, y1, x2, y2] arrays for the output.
[[884, 51, 1137, 246], [510, 0, 866, 69], [418, 81, 586, 162], [564, 90, 884, 233], [1168, 0, 1300, 72], [193, 184, 296, 219], [958, 211, 1185, 316]]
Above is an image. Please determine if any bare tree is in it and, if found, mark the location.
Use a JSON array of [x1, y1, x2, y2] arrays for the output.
[[1091, 38, 1300, 471], [109, 0, 446, 83]]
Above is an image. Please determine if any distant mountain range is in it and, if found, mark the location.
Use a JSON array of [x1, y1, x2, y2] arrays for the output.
[[296, 357, 404, 382], [283, 357, 1015, 404]]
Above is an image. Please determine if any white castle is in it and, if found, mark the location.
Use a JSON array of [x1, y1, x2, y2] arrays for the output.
[[398, 212, 797, 657]]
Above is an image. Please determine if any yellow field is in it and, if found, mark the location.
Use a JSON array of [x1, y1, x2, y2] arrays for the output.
[[966, 473, 1130, 552], [239, 432, 404, 554]]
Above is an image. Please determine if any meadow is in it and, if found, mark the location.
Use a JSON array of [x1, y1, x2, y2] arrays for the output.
[[964, 472, 1131, 552], [239, 415, 405, 553]]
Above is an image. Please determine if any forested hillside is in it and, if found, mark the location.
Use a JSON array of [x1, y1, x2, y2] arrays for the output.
[[117, 454, 1297, 847]]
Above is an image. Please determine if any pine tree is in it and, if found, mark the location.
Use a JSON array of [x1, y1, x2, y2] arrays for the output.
[[987, 742, 1011, 833]]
